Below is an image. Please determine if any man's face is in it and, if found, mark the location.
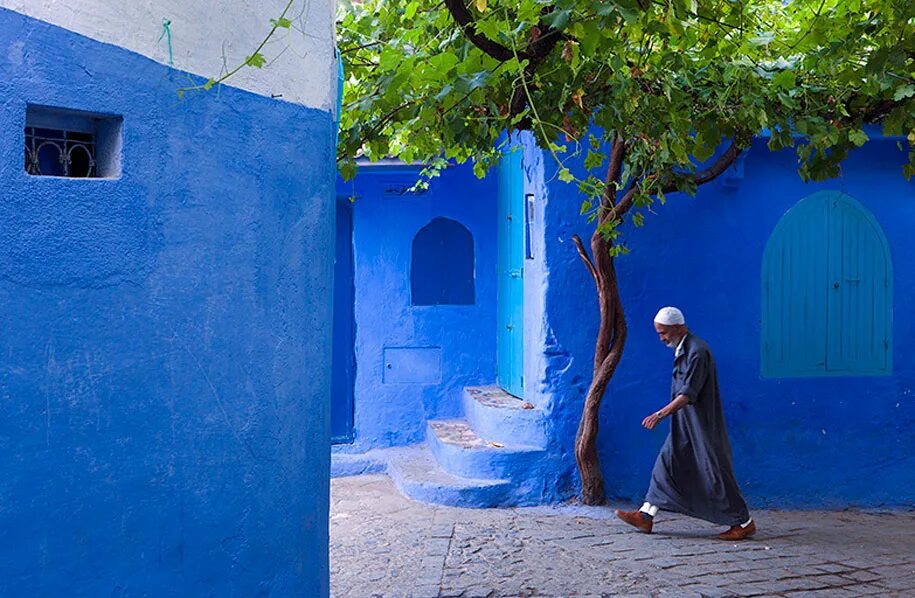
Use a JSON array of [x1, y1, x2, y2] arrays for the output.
[[654, 323, 682, 349]]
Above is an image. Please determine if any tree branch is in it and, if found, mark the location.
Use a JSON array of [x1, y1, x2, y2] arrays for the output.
[[443, 0, 514, 61], [854, 99, 902, 123], [667, 140, 743, 191], [572, 234, 599, 287], [444, 3, 566, 125], [339, 41, 383, 54], [603, 135, 626, 207], [607, 140, 744, 221]]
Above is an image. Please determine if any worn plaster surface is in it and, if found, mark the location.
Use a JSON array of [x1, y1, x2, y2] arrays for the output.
[[0, 0, 336, 108], [1, 9, 335, 595], [331, 475, 915, 598]]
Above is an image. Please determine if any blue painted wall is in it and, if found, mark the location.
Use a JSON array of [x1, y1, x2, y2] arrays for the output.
[[534, 133, 915, 508], [335, 165, 497, 451], [0, 10, 334, 595]]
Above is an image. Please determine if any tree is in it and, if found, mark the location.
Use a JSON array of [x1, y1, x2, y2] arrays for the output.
[[336, 0, 915, 504]]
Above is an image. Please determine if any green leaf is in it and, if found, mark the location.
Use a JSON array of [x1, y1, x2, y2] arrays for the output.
[[584, 150, 605, 170], [772, 70, 796, 90], [903, 163, 915, 181], [245, 53, 267, 68], [894, 84, 915, 101], [475, 19, 502, 41], [749, 32, 775, 46], [558, 168, 574, 183], [271, 17, 292, 28], [339, 160, 357, 181], [543, 9, 571, 30], [579, 200, 592, 215], [848, 129, 869, 147], [203, 78, 217, 91]]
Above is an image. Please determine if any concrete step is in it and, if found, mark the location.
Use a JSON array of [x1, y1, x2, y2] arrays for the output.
[[462, 385, 547, 448], [386, 445, 513, 508], [426, 419, 545, 482], [330, 450, 387, 478]]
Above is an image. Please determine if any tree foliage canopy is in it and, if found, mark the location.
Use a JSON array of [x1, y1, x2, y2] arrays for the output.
[[338, 0, 914, 243]]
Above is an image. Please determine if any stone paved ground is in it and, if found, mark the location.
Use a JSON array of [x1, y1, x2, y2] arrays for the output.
[[331, 475, 915, 598]]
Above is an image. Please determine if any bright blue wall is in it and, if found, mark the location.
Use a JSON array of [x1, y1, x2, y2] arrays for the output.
[[335, 165, 497, 451], [538, 134, 915, 508], [0, 10, 334, 595]]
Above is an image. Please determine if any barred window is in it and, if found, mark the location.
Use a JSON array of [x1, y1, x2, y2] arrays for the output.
[[24, 105, 121, 178]]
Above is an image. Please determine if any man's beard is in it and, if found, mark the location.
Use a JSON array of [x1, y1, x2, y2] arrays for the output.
[[664, 336, 680, 350]]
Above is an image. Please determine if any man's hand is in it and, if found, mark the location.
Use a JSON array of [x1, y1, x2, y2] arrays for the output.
[[642, 411, 663, 430], [643, 396, 689, 430]]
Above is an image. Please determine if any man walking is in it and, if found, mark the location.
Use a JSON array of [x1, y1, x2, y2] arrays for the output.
[[615, 307, 756, 541]]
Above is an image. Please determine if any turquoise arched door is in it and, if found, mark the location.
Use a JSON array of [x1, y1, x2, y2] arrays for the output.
[[497, 149, 524, 397], [761, 191, 892, 378]]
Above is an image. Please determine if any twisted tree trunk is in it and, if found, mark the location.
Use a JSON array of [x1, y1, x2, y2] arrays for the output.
[[571, 137, 743, 505], [571, 136, 628, 504]]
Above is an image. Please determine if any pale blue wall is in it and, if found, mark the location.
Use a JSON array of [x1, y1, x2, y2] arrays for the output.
[[0, 9, 334, 595], [537, 134, 915, 508], [336, 165, 497, 451]]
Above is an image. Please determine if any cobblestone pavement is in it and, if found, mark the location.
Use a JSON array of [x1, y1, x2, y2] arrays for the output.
[[331, 475, 915, 598]]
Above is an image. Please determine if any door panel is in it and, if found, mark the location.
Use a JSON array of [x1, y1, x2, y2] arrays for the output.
[[497, 149, 524, 398]]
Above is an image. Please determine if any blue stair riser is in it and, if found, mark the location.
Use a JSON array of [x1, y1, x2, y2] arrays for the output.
[[462, 389, 547, 448], [427, 422, 546, 482], [387, 465, 512, 508], [330, 453, 387, 478]]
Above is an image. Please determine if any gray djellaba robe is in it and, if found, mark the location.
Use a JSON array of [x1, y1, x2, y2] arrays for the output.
[[644, 332, 751, 526]]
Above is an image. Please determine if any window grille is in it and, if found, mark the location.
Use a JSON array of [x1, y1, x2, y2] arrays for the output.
[[23, 105, 121, 178], [24, 127, 97, 177]]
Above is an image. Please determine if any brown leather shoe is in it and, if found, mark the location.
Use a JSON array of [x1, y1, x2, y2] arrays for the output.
[[718, 520, 757, 541], [615, 509, 653, 534]]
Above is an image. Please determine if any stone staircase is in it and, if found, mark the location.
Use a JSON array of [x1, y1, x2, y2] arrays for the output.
[[393, 386, 562, 507], [331, 385, 565, 507]]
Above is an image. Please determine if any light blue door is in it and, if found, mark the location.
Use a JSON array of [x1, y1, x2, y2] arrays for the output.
[[762, 191, 892, 378], [497, 149, 524, 397]]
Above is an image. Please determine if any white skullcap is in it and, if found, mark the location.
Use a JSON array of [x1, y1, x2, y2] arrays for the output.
[[654, 306, 685, 326]]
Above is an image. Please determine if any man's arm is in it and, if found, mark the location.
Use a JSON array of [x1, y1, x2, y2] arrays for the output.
[[642, 394, 691, 430]]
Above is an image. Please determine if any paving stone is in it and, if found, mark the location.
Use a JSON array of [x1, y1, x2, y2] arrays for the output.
[[784, 590, 860, 597], [872, 576, 915, 591], [330, 475, 915, 598], [812, 563, 855, 574], [682, 585, 740, 597]]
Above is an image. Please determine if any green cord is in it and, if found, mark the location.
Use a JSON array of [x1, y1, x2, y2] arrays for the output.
[[158, 18, 174, 65]]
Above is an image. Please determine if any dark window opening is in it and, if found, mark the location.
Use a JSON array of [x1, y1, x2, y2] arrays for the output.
[[24, 105, 122, 178], [411, 218, 475, 306]]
